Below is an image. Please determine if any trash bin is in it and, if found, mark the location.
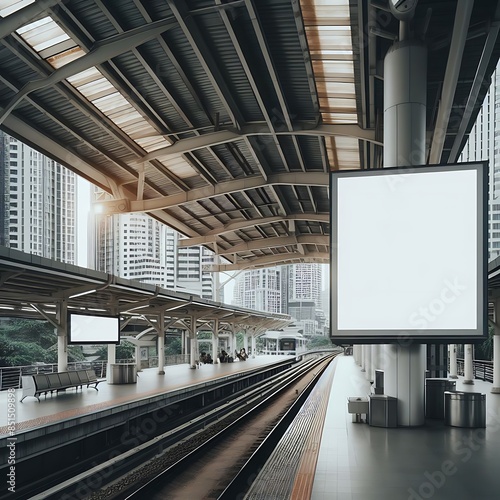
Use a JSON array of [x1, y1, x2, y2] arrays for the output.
[[425, 378, 456, 419], [108, 363, 137, 384], [444, 391, 486, 428], [369, 394, 398, 427]]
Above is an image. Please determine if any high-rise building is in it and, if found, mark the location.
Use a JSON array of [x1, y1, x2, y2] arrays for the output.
[[232, 268, 282, 313], [91, 206, 215, 299], [460, 68, 500, 260], [286, 263, 323, 335], [232, 263, 325, 334], [0, 131, 77, 264]]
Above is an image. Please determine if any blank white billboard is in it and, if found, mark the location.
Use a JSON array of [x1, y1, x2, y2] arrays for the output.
[[68, 313, 120, 344], [330, 162, 487, 342]]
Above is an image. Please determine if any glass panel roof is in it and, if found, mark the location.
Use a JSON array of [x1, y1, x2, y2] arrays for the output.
[[301, 0, 359, 170], [0, 0, 35, 18], [13, 13, 192, 181]]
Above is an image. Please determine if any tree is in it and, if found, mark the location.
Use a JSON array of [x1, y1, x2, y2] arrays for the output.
[[165, 337, 182, 355], [307, 335, 333, 350], [94, 341, 136, 361], [0, 319, 57, 366]]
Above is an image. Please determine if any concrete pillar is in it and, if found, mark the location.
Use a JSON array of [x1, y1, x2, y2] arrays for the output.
[[491, 299, 500, 393], [135, 345, 142, 372], [463, 344, 474, 384], [382, 38, 427, 426], [189, 314, 199, 367], [251, 334, 256, 358], [383, 343, 426, 426], [360, 345, 366, 372], [353, 345, 361, 365], [371, 344, 378, 382], [212, 319, 219, 364], [108, 344, 116, 364], [56, 300, 68, 372], [157, 312, 165, 374], [449, 344, 458, 379], [365, 344, 372, 381], [492, 335, 500, 393]]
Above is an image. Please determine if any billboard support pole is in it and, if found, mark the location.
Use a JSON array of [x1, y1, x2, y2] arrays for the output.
[[382, 38, 428, 426]]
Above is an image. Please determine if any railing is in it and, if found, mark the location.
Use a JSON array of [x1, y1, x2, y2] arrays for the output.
[[148, 354, 190, 367], [455, 358, 493, 383], [0, 354, 191, 391], [0, 360, 108, 391]]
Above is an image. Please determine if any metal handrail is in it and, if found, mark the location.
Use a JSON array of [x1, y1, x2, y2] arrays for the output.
[[455, 358, 493, 383], [0, 354, 192, 391]]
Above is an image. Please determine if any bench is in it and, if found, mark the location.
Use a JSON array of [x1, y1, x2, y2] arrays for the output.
[[20, 369, 104, 402]]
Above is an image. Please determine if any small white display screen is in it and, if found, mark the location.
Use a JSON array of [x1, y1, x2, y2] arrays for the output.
[[68, 313, 120, 344]]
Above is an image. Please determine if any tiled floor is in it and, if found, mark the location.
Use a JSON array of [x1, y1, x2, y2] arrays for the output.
[[0, 355, 284, 436], [312, 356, 500, 500]]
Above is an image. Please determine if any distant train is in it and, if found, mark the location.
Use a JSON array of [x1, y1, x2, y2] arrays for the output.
[[259, 329, 307, 356]]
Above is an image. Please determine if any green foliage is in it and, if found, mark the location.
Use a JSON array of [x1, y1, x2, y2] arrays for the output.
[[0, 319, 56, 366], [306, 335, 333, 350], [165, 337, 182, 355], [93, 341, 136, 361], [197, 331, 212, 340], [475, 325, 494, 361]]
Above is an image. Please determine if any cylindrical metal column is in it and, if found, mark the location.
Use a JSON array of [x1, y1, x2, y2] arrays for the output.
[[251, 334, 256, 358], [360, 344, 366, 372], [383, 38, 427, 426], [384, 40, 427, 167], [463, 344, 474, 384], [492, 335, 500, 393], [449, 344, 458, 379]]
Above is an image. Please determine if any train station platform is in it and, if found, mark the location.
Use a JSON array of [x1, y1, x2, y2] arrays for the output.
[[0, 355, 286, 436], [311, 355, 500, 500]]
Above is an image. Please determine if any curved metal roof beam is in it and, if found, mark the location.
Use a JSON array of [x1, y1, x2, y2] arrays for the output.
[[98, 172, 329, 214], [205, 251, 330, 271], [211, 235, 329, 256], [177, 213, 329, 245], [133, 124, 380, 162]]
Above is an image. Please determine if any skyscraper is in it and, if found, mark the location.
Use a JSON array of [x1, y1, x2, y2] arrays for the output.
[[460, 68, 500, 260], [232, 263, 325, 334], [0, 131, 77, 264], [90, 203, 215, 299], [232, 268, 282, 313], [286, 263, 323, 335]]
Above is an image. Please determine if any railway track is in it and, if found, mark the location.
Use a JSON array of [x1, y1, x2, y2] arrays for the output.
[[31, 352, 339, 499], [113, 353, 338, 500]]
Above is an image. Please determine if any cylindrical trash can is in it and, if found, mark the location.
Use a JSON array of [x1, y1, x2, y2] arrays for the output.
[[108, 363, 137, 384], [444, 391, 486, 428], [425, 378, 456, 419]]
